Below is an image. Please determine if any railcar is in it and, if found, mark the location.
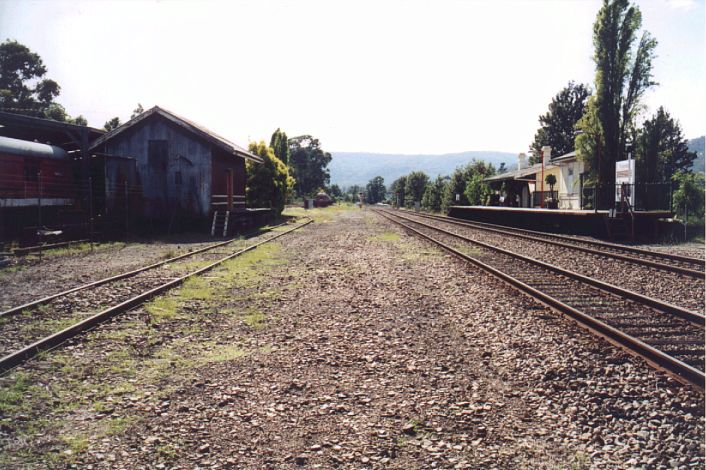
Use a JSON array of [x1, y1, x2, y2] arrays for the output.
[[0, 135, 78, 206]]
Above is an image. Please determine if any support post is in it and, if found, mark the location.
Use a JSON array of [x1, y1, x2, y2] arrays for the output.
[[89, 177, 94, 252], [124, 180, 129, 242]]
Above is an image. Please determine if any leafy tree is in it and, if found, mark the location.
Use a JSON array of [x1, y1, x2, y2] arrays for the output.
[[345, 184, 364, 203], [365, 176, 386, 204], [441, 161, 495, 211], [530, 82, 591, 163], [389, 177, 406, 207], [404, 171, 429, 208], [636, 107, 696, 183], [131, 103, 144, 120], [245, 141, 295, 215], [497, 162, 507, 174], [288, 135, 332, 197], [72, 115, 88, 126], [0, 40, 60, 115], [672, 172, 704, 224], [421, 176, 446, 212], [587, 0, 657, 188], [328, 184, 343, 201], [575, 96, 603, 185], [104, 117, 121, 131], [465, 173, 492, 205], [0, 39, 88, 124], [270, 128, 289, 165]]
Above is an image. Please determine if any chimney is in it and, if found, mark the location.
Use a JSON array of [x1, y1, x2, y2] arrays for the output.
[[542, 146, 552, 166], [517, 152, 527, 170]]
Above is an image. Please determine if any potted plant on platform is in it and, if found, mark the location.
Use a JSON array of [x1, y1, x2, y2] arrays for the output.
[[545, 174, 558, 209]]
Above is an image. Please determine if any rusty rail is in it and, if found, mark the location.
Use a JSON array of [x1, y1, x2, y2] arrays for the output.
[[0, 219, 312, 373], [397, 209, 704, 278], [376, 210, 704, 389], [0, 220, 295, 319]]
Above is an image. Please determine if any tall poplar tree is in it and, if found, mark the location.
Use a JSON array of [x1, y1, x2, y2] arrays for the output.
[[583, 0, 657, 189], [270, 128, 289, 165]]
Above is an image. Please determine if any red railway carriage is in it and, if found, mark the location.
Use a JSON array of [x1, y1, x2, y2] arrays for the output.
[[0, 135, 78, 206]]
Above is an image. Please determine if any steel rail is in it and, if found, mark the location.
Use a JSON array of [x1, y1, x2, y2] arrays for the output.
[[0, 219, 312, 373], [11, 239, 90, 256], [376, 210, 704, 389], [398, 208, 705, 273], [0, 220, 296, 319], [386, 210, 703, 326]]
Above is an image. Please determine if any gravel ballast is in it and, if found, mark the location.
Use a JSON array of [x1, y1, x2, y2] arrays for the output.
[[0, 208, 702, 468]]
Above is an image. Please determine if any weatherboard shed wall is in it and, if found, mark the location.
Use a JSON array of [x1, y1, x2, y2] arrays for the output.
[[99, 115, 212, 219]]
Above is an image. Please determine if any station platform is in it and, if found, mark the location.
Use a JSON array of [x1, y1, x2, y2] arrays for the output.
[[447, 205, 672, 240]]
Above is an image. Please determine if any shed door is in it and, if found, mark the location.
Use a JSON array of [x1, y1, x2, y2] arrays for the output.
[[521, 185, 529, 207]]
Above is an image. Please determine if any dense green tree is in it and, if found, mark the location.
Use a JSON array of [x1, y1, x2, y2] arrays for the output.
[[584, 0, 657, 189], [328, 184, 343, 201], [104, 117, 121, 131], [0, 40, 60, 115], [636, 107, 696, 183], [390, 177, 407, 207], [288, 135, 332, 197], [0, 40, 88, 123], [365, 176, 386, 204], [530, 82, 591, 163], [270, 128, 289, 165], [441, 161, 495, 211], [245, 141, 295, 215], [575, 96, 603, 185], [421, 176, 446, 212], [672, 172, 704, 224], [404, 171, 430, 208], [72, 115, 88, 126], [345, 184, 364, 203]]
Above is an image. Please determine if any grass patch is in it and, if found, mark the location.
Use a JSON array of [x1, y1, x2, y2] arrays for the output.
[[368, 231, 401, 242], [61, 433, 88, 457], [243, 308, 266, 329], [200, 343, 246, 363], [0, 373, 30, 414]]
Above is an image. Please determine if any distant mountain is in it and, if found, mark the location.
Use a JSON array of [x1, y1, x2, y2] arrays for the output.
[[688, 136, 704, 173], [329, 150, 517, 188]]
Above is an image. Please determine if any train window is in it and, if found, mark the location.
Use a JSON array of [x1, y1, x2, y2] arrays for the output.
[[24, 162, 39, 181], [175, 171, 182, 185]]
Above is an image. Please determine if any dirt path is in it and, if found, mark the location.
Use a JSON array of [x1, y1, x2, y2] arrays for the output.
[[0, 208, 702, 468]]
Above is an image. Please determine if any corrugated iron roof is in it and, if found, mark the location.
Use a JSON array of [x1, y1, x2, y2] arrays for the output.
[[89, 106, 263, 163], [485, 161, 558, 182]]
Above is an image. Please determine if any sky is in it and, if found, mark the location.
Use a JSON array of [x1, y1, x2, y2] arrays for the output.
[[0, 0, 703, 155]]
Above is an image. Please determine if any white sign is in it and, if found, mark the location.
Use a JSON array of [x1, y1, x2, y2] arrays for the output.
[[615, 159, 635, 204]]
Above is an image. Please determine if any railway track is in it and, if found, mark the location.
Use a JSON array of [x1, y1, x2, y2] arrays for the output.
[[398, 209, 705, 278], [0, 219, 312, 373], [376, 209, 705, 389]]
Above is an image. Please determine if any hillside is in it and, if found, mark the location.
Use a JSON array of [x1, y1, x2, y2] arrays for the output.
[[688, 136, 704, 173], [329, 150, 517, 188]]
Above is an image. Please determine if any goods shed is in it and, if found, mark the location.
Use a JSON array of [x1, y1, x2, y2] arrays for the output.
[[89, 106, 264, 229]]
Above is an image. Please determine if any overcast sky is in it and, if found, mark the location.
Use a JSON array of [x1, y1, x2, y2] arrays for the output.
[[0, 0, 703, 154]]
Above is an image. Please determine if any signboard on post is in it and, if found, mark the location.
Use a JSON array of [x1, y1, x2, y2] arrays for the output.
[[615, 159, 635, 206]]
